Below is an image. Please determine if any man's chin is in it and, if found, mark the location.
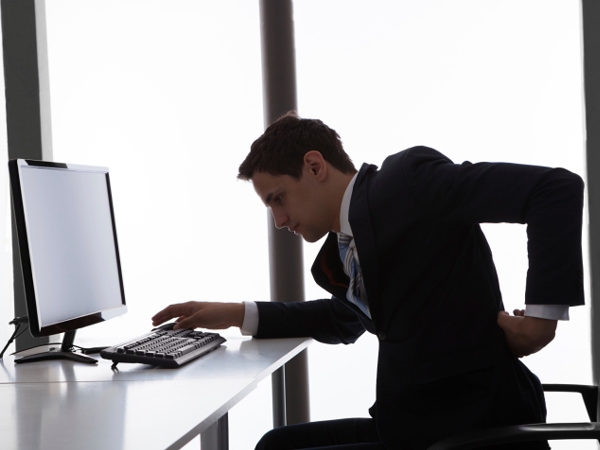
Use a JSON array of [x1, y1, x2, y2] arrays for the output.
[[286, 226, 326, 243], [299, 231, 326, 243]]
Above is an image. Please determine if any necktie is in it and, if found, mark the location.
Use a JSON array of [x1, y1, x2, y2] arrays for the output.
[[337, 233, 370, 318]]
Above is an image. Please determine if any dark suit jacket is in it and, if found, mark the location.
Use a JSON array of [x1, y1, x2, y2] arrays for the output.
[[255, 147, 585, 449]]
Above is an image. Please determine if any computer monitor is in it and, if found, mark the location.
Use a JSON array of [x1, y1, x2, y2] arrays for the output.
[[8, 159, 127, 364]]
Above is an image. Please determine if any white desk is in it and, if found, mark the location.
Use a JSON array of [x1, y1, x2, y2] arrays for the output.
[[0, 336, 311, 450]]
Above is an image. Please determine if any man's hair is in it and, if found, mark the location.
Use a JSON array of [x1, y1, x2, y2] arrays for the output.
[[238, 111, 356, 180]]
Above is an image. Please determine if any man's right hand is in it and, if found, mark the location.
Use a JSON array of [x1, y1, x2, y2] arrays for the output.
[[152, 301, 245, 331]]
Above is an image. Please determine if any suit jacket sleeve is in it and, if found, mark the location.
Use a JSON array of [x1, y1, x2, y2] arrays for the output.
[[391, 146, 585, 306], [254, 298, 366, 344]]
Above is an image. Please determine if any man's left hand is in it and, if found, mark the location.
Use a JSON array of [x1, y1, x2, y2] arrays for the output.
[[497, 309, 557, 358]]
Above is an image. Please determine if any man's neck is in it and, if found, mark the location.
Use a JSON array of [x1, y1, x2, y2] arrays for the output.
[[332, 171, 358, 234]]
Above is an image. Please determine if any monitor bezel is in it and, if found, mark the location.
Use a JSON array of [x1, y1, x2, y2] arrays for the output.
[[8, 159, 127, 337]]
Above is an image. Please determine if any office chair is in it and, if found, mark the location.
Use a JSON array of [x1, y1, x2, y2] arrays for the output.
[[427, 384, 600, 450]]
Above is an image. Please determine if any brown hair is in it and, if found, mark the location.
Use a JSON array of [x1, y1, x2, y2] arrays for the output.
[[238, 111, 356, 180]]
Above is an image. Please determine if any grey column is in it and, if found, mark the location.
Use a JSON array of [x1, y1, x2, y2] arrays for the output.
[[583, 0, 600, 416], [200, 413, 229, 450], [259, 0, 310, 426], [1, 0, 53, 350]]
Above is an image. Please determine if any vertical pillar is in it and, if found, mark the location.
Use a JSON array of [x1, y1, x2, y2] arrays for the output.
[[582, 0, 600, 415], [259, 0, 310, 426], [1, 0, 53, 350], [200, 413, 229, 450]]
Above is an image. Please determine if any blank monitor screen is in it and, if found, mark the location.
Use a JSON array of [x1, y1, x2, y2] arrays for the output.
[[9, 160, 127, 337]]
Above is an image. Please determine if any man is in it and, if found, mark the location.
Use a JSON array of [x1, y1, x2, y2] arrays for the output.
[[152, 112, 584, 449]]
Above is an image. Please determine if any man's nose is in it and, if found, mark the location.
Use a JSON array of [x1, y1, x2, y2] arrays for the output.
[[272, 210, 287, 229]]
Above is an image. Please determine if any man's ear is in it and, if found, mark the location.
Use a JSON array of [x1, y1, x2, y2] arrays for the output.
[[304, 150, 327, 181]]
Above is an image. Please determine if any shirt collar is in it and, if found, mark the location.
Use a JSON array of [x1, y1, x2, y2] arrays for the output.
[[339, 173, 358, 237]]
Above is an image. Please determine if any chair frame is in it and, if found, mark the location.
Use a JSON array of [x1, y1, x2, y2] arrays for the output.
[[427, 384, 600, 450]]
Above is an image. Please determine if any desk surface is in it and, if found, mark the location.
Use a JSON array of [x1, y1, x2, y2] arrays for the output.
[[0, 336, 311, 450]]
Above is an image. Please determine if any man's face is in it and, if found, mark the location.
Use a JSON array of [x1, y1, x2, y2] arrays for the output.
[[252, 165, 333, 243]]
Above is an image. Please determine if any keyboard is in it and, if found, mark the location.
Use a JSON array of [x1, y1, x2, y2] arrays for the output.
[[100, 323, 226, 368]]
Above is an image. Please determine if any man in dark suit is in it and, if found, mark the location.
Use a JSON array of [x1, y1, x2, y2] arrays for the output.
[[152, 112, 584, 449]]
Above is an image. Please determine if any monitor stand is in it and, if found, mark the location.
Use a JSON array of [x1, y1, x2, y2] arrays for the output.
[[15, 330, 97, 365]]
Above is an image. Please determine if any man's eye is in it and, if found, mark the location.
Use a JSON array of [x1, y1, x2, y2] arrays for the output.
[[275, 195, 282, 204]]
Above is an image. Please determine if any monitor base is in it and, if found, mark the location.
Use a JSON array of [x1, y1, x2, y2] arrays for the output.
[[15, 349, 97, 364], [14, 330, 97, 365]]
